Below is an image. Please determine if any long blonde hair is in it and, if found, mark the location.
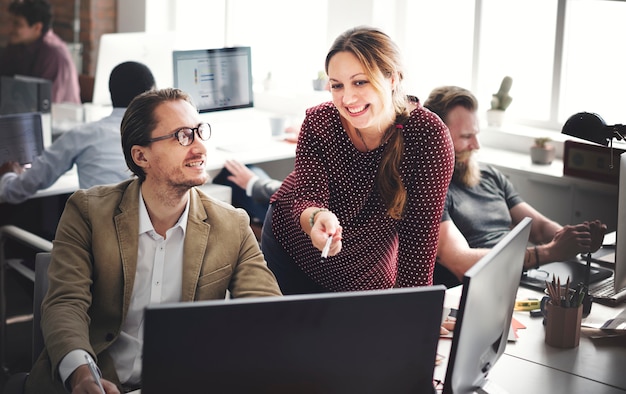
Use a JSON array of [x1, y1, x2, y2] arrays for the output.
[[326, 26, 410, 219]]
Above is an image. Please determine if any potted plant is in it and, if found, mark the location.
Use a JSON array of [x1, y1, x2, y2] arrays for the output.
[[530, 137, 556, 165], [312, 70, 329, 91], [486, 76, 513, 127]]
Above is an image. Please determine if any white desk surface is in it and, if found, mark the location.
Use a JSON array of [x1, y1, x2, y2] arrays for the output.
[[435, 285, 626, 393]]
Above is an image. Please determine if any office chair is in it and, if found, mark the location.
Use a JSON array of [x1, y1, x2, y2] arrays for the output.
[[0, 225, 52, 392], [2, 252, 51, 394]]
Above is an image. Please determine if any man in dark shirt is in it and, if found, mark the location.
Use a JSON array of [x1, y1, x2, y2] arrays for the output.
[[0, 0, 80, 104], [424, 86, 606, 287]]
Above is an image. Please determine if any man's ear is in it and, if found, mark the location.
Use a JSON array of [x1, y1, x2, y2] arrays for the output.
[[32, 21, 43, 37], [131, 145, 149, 169]]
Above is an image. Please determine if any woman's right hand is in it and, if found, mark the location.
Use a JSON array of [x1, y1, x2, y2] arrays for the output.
[[306, 208, 343, 257]]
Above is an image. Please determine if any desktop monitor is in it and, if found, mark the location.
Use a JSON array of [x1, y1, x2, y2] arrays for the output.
[[443, 217, 532, 394], [0, 75, 51, 115], [143, 286, 446, 394], [0, 112, 44, 165], [92, 32, 177, 106], [614, 151, 626, 292], [172, 46, 254, 113]]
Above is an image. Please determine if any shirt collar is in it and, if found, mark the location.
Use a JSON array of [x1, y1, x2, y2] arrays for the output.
[[138, 188, 190, 236]]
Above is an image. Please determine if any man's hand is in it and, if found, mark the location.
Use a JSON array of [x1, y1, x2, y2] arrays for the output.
[[0, 161, 24, 176], [547, 224, 593, 261], [70, 364, 120, 394], [586, 220, 607, 253], [223, 159, 255, 190]]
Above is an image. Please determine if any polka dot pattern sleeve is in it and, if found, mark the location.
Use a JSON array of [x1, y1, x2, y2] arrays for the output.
[[269, 100, 454, 291], [395, 108, 454, 287]]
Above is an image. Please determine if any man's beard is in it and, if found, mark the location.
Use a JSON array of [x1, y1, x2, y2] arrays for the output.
[[453, 151, 481, 187]]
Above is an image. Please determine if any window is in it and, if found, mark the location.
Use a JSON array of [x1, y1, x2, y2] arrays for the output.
[[477, 0, 558, 127], [560, 0, 626, 126], [226, 0, 329, 92], [161, 0, 626, 133]]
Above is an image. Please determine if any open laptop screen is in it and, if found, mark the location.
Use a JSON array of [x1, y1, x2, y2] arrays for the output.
[[143, 286, 445, 393], [172, 46, 253, 113], [0, 112, 43, 165]]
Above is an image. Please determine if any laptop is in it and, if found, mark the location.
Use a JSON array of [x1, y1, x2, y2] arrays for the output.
[[443, 217, 532, 393], [142, 286, 446, 394], [0, 112, 44, 165]]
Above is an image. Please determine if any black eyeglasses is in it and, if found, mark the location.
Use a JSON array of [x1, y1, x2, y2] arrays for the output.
[[147, 123, 211, 146]]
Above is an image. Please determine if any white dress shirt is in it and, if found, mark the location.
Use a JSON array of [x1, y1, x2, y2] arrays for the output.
[[59, 188, 189, 387]]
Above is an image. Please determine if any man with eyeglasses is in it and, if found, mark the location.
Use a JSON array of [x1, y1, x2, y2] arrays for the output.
[[24, 88, 282, 393]]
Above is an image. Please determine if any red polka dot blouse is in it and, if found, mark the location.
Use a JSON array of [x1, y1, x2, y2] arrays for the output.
[[269, 98, 454, 291]]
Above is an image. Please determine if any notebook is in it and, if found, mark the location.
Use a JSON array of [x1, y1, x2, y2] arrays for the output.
[[142, 286, 446, 394], [443, 217, 532, 393]]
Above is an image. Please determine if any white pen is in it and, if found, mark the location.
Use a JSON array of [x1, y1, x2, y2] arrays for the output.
[[85, 354, 106, 394], [321, 234, 333, 258]]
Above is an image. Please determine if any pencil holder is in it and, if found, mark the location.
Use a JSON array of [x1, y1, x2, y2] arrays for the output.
[[544, 301, 582, 348]]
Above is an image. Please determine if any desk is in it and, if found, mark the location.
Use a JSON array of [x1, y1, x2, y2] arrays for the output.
[[435, 286, 626, 393], [504, 287, 626, 390]]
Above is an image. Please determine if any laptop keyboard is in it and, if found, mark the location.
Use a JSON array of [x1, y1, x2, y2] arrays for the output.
[[589, 278, 626, 300]]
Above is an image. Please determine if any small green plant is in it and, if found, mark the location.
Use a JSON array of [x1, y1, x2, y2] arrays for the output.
[[534, 137, 552, 148], [313, 70, 329, 91], [490, 76, 513, 111]]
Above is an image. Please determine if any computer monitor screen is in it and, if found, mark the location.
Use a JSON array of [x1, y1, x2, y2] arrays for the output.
[[92, 32, 177, 106], [444, 217, 532, 394], [615, 152, 626, 292], [143, 286, 446, 393], [0, 112, 43, 165], [172, 47, 254, 113], [0, 75, 51, 115]]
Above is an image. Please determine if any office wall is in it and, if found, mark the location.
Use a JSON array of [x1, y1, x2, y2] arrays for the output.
[[0, 0, 117, 77]]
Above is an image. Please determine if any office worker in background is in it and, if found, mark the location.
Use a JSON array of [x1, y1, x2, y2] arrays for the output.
[[423, 85, 606, 288], [213, 159, 282, 225], [213, 126, 300, 224], [0, 61, 156, 204], [24, 88, 282, 393], [0, 0, 80, 104], [261, 26, 454, 295]]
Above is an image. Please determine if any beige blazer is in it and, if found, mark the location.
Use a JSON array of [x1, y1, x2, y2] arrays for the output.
[[26, 178, 281, 393]]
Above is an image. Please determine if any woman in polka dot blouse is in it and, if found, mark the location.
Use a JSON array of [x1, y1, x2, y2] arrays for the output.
[[261, 26, 455, 294]]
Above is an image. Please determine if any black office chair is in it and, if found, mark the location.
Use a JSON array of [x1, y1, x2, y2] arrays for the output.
[[0, 225, 53, 379], [2, 252, 51, 394]]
